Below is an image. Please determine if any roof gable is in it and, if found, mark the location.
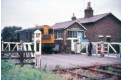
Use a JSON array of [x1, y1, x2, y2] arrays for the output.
[[65, 22, 87, 30]]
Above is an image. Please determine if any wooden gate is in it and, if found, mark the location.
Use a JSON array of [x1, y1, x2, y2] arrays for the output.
[[73, 40, 121, 57], [1, 30, 42, 68]]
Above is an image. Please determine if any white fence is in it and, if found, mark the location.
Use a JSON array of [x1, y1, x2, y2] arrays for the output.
[[1, 30, 42, 68], [73, 41, 121, 57]]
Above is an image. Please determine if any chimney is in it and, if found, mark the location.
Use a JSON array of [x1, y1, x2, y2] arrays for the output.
[[84, 2, 93, 18], [71, 13, 76, 20]]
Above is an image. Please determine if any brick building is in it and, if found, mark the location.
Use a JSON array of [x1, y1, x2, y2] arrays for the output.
[[52, 2, 121, 52]]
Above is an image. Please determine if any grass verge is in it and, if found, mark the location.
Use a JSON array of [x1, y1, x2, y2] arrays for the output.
[[1, 60, 62, 80]]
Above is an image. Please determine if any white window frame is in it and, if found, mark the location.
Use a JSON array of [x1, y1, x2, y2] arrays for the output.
[[67, 30, 77, 38], [106, 35, 111, 37], [99, 35, 103, 37], [98, 35, 104, 41], [56, 31, 63, 40]]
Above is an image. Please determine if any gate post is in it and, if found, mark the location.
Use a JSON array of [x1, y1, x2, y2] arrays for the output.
[[76, 36, 81, 54], [34, 30, 42, 68]]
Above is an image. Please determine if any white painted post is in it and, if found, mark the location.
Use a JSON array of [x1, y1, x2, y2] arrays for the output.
[[107, 43, 110, 56], [16, 44, 19, 51], [96, 43, 98, 56], [34, 30, 41, 68], [77, 36, 81, 54], [71, 39, 74, 52], [8, 43, 10, 51]]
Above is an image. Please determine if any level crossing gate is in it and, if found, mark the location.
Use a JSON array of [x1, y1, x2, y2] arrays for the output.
[[1, 30, 42, 68], [72, 37, 121, 57]]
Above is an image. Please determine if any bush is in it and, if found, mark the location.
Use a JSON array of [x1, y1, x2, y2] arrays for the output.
[[1, 61, 62, 80]]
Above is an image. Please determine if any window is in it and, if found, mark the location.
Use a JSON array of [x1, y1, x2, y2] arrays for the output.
[[39, 28, 44, 34], [30, 32, 32, 42], [49, 29, 53, 34], [17, 34, 20, 42], [106, 35, 111, 42], [98, 35, 103, 41], [26, 32, 28, 40], [68, 31, 77, 38], [57, 31, 62, 38]]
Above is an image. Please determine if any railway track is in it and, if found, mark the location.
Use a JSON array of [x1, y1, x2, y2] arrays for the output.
[[53, 64, 121, 80]]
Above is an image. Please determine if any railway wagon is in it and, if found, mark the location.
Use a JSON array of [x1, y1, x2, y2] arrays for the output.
[[15, 25, 55, 53]]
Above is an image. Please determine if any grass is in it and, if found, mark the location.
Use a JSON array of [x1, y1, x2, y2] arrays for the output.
[[1, 60, 62, 80], [55, 64, 62, 69]]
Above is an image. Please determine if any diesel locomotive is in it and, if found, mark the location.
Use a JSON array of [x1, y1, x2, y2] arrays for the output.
[[15, 25, 55, 53]]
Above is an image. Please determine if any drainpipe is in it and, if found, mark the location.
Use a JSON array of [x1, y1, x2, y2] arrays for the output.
[[120, 44, 121, 58]]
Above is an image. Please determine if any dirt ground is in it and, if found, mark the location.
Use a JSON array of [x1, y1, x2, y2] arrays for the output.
[[41, 54, 121, 70]]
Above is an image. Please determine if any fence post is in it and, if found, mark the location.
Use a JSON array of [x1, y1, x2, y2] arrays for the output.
[[8, 43, 10, 51], [19, 51, 24, 67], [96, 43, 98, 56], [76, 36, 81, 54], [107, 43, 109, 56], [34, 30, 42, 68]]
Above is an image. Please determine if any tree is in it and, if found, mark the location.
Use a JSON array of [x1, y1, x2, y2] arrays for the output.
[[1, 26, 22, 41]]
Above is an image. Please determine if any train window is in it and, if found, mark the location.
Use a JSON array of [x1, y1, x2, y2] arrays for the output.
[[39, 28, 44, 34], [49, 29, 53, 34], [26, 32, 29, 41], [17, 34, 20, 42]]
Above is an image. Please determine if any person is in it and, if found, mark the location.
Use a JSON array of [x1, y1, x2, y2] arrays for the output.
[[88, 40, 93, 56], [100, 41, 105, 57]]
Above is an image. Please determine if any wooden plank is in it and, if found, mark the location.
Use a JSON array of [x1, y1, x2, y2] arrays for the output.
[[1, 51, 34, 53], [15, 62, 35, 65], [109, 44, 117, 53]]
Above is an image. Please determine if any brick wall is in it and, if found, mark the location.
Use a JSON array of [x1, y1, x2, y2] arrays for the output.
[[84, 15, 121, 42]]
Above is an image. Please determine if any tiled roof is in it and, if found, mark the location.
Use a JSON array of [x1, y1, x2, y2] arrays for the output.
[[52, 13, 111, 29]]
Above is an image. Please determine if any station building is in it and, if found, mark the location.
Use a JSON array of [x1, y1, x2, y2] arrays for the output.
[[52, 2, 121, 52]]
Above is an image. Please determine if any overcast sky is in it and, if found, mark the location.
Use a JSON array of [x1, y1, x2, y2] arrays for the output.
[[1, 0, 121, 29]]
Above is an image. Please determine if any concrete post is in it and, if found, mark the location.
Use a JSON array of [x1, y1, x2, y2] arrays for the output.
[[71, 39, 74, 52], [34, 30, 41, 68], [77, 36, 81, 54]]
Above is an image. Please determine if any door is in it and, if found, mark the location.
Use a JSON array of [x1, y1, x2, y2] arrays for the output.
[[77, 31, 88, 42]]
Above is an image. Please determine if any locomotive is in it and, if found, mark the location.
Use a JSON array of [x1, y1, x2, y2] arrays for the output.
[[15, 25, 55, 53]]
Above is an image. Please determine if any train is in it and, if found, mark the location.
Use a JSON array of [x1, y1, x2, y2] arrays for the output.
[[15, 25, 55, 53]]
